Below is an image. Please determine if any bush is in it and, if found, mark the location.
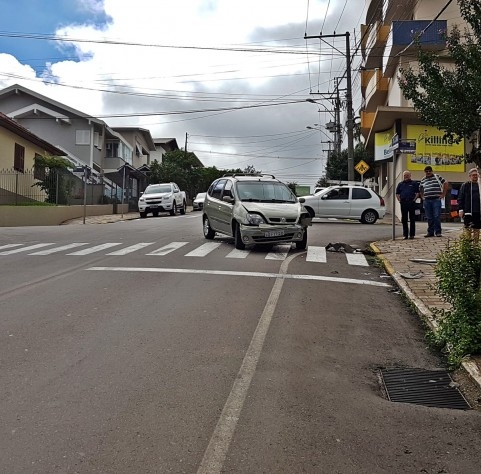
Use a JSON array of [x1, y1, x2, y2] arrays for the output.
[[432, 234, 481, 367]]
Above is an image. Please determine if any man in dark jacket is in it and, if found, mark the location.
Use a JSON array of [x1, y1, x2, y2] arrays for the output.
[[396, 170, 420, 239], [458, 168, 480, 242]]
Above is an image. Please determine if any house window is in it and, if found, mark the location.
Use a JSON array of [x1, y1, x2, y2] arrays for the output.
[[106, 142, 119, 158], [14, 143, 25, 172], [76, 130, 91, 145], [34, 153, 45, 180]]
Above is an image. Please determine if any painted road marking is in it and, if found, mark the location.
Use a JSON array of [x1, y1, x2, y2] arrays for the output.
[[29, 243, 88, 255], [86, 266, 390, 287], [0, 243, 55, 255], [146, 242, 188, 256], [67, 243, 122, 255], [306, 246, 327, 263], [0, 244, 23, 251], [346, 253, 369, 266], [226, 248, 249, 259], [185, 242, 222, 257], [0, 241, 373, 266], [265, 245, 291, 260], [106, 243, 155, 255]]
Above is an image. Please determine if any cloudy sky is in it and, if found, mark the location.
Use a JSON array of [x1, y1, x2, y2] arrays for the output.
[[0, 0, 365, 188]]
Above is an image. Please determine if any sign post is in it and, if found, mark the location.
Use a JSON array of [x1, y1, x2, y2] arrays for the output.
[[390, 136, 400, 240]]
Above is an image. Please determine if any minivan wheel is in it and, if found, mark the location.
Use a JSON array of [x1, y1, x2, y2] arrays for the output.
[[234, 223, 246, 250], [360, 209, 378, 224], [203, 216, 215, 239], [296, 228, 308, 250]]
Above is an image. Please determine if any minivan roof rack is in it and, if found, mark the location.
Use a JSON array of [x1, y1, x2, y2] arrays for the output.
[[222, 173, 276, 179]]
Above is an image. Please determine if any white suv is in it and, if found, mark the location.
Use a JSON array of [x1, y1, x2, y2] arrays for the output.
[[202, 174, 312, 249], [302, 185, 385, 224]]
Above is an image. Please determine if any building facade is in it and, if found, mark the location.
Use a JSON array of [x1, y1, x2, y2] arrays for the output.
[[360, 0, 476, 219]]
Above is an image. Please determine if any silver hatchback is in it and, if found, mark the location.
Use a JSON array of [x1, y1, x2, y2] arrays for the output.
[[202, 174, 312, 250]]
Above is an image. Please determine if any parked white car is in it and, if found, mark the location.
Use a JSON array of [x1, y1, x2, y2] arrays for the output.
[[192, 192, 206, 211], [138, 182, 187, 218], [302, 185, 385, 224]]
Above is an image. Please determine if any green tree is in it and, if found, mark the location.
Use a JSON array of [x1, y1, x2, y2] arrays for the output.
[[243, 165, 260, 174], [324, 142, 373, 182], [33, 154, 74, 204], [399, 0, 481, 166], [287, 182, 298, 194], [147, 150, 250, 200], [148, 149, 205, 200]]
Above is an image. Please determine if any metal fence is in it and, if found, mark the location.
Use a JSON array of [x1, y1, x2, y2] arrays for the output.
[[0, 168, 124, 206]]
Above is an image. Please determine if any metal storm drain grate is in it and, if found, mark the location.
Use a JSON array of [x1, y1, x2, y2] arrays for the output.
[[380, 367, 471, 410]]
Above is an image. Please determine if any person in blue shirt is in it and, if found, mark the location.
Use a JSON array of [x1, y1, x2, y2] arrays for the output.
[[396, 170, 420, 239]]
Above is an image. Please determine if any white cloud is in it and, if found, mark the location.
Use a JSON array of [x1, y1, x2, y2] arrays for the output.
[[0, 0, 365, 185]]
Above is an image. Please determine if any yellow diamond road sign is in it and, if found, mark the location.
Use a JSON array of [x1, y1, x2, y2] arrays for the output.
[[355, 160, 370, 175]]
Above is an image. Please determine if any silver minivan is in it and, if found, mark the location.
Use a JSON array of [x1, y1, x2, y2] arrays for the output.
[[202, 174, 312, 250]]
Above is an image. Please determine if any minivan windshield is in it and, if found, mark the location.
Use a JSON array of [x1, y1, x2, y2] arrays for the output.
[[144, 184, 172, 194], [236, 182, 297, 203]]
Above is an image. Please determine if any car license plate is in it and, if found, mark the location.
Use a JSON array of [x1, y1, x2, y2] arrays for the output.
[[150, 204, 158, 209], [265, 230, 284, 237]]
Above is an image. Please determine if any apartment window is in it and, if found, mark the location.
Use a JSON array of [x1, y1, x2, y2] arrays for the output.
[[76, 129, 91, 145], [14, 143, 25, 172]]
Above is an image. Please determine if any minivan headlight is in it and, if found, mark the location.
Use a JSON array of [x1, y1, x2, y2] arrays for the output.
[[246, 213, 265, 225]]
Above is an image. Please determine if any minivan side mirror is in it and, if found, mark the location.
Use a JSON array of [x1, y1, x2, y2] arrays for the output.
[[223, 195, 235, 203]]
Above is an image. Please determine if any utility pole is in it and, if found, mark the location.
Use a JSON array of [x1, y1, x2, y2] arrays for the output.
[[184, 132, 188, 160], [304, 32, 355, 182]]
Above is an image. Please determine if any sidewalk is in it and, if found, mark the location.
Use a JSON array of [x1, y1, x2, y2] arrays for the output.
[[64, 211, 481, 391], [61, 212, 140, 225], [371, 223, 481, 393]]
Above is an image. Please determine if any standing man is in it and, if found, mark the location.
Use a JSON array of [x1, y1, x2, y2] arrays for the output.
[[396, 170, 420, 239], [419, 165, 449, 237], [458, 167, 481, 242]]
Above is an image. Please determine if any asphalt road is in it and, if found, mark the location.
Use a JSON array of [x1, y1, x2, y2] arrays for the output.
[[1, 214, 480, 473]]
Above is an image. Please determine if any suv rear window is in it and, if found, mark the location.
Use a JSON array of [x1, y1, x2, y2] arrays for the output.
[[352, 188, 372, 199]]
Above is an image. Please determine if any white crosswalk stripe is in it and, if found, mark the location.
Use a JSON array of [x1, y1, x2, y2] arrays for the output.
[[67, 243, 122, 255], [30, 243, 88, 255], [265, 245, 291, 260], [1, 241, 371, 266], [306, 246, 327, 263], [0, 244, 23, 251], [0, 243, 55, 255], [345, 253, 369, 266], [106, 243, 155, 255], [185, 242, 221, 257], [146, 242, 188, 256], [226, 248, 249, 259]]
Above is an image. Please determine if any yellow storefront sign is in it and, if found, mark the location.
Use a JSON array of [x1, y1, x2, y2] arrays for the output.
[[406, 125, 465, 172]]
